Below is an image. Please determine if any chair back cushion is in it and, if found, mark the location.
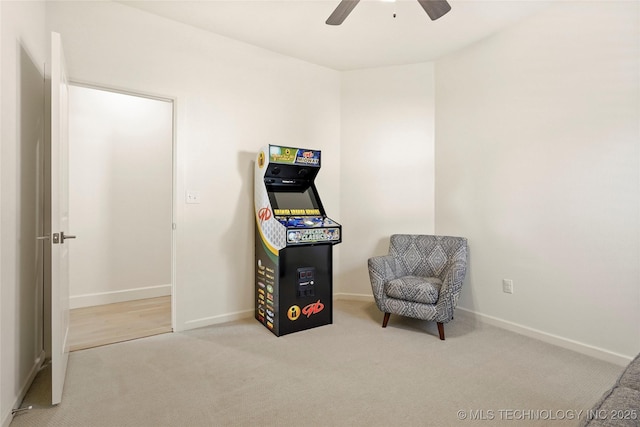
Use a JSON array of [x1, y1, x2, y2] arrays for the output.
[[389, 234, 467, 279]]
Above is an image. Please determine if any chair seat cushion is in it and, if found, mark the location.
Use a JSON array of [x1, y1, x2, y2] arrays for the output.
[[385, 276, 442, 304]]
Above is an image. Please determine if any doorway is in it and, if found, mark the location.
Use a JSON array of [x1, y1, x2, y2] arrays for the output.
[[67, 84, 174, 350]]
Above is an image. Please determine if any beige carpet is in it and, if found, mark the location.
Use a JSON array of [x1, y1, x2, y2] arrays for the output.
[[11, 300, 624, 426]]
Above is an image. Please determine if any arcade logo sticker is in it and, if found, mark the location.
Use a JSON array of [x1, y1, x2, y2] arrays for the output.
[[258, 207, 271, 224], [302, 300, 324, 318], [287, 301, 324, 321], [296, 150, 320, 166], [287, 305, 301, 321], [270, 146, 297, 164]]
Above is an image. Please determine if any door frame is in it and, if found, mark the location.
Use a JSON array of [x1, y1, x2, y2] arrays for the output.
[[66, 80, 177, 331]]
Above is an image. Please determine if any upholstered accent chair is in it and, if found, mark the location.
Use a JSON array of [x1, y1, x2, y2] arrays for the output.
[[368, 234, 468, 340]]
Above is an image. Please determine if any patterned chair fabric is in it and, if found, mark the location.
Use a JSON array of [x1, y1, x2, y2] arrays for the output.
[[368, 234, 468, 339]]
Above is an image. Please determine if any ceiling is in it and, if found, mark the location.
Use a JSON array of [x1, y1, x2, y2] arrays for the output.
[[118, 0, 551, 71]]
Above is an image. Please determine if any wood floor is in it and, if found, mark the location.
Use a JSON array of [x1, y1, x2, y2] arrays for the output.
[[69, 296, 172, 352]]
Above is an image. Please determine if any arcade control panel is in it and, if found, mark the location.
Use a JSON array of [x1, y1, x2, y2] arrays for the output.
[[277, 216, 341, 246]]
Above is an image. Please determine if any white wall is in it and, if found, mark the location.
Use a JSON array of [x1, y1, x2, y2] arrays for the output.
[[0, 1, 47, 426], [338, 63, 436, 297], [41, 0, 637, 364], [46, 1, 341, 331], [435, 1, 640, 359], [0, 1, 3, 419], [68, 85, 172, 308], [0, 1, 3, 418], [1, 1, 636, 421]]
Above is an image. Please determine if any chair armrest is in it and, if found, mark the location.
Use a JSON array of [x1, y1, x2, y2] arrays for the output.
[[435, 259, 467, 322], [368, 255, 398, 306]]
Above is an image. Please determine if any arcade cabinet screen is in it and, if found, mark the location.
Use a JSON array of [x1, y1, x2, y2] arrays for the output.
[[270, 187, 319, 212]]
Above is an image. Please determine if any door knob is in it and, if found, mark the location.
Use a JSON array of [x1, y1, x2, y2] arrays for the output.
[[51, 232, 77, 244], [61, 231, 76, 243]]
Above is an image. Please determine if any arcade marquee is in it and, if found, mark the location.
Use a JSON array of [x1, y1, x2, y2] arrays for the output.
[[254, 145, 341, 336]]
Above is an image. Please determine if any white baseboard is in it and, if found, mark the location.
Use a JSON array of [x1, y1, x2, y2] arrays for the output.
[[180, 294, 373, 331], [182, 309, 254, 331], [2, 350, 46, 427], [334, 293, 632, 366], [455, 307, 632, 366], [70, 284, 172, 309], [180, 295, 372, 331], [334, 292, 374, 302]]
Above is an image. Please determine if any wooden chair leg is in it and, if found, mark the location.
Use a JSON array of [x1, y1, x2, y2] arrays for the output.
[[437, 322, 445, 340], [382, 312, 390, 328]]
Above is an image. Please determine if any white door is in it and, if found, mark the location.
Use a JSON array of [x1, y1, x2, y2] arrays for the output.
[[49, 31, 72, 405]]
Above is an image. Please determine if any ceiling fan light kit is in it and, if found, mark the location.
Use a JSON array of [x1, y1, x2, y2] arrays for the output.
[[326, 0, 452, 26]]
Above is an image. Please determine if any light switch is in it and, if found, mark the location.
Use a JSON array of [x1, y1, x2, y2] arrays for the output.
[[502, 279, 514, 294]]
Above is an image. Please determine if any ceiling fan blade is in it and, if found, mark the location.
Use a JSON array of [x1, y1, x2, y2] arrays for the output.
[[417, 0, 451, 21], [326, 0, 360, 26]]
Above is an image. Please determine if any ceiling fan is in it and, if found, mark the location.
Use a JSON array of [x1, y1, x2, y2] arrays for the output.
[[326, 0, 451, 25]]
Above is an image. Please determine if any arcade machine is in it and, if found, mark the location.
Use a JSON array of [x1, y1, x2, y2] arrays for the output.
[[254, 145, 341, 336]]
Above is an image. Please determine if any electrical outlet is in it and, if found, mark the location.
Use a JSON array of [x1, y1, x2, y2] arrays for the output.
[[186, 191, 201, 204], [502, 279, 514, 294]]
